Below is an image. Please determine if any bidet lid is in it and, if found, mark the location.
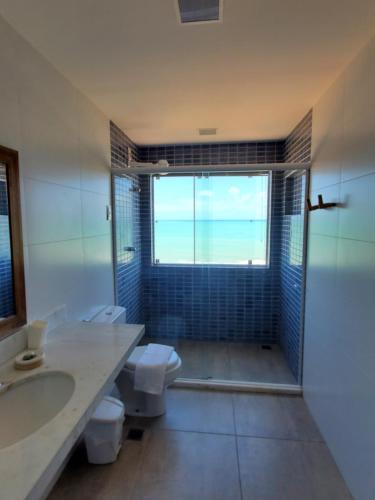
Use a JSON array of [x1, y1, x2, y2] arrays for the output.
[[125, 345, 180, 372]]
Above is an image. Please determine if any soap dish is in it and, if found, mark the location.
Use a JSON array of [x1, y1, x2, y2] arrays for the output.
[[14, 350, 45, 370]]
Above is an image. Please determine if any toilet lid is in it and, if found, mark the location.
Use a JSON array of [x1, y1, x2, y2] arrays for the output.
[[125, 345, 180, 372]]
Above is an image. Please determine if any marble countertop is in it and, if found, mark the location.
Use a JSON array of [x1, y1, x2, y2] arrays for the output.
[[0, 321, 145, 500]]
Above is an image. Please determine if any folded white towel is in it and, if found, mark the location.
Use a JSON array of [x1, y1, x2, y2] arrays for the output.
[[134, 344, 174, 395]]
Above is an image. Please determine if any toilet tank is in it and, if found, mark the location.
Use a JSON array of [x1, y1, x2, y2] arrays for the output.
[[88, 306, 126, 324]]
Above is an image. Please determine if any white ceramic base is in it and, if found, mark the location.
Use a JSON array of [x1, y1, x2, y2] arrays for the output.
[[116, 363, 183, 417]]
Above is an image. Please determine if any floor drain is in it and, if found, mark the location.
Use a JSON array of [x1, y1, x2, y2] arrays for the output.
[[261, 345, 272, 350], [126, 428, 144, 441]]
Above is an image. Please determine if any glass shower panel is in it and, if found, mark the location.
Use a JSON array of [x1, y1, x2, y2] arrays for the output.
[[153, 176, 194, 264], [194, 174, 269, 265], [115, 176, 136, 264], [113, 168, 308, 387]]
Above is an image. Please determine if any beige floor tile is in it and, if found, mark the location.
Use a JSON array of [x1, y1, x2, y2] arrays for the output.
[[141, 388, 236, 435], [173, 339, 211, 379], [237, 436, 352, 500], [141, 337, 296, 384], [229, 343, 270, 381], [49, 392, 350, 500], [48, 439, 144, 500], [228, 343, 296, 384], [259, 346, 298, 384], [177, 340, 231, 379], [233, 393, 323, 441], [130, 430, 241, 500]]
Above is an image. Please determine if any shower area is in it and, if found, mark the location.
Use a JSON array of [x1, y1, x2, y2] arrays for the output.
[[111, 113, 312, 387]]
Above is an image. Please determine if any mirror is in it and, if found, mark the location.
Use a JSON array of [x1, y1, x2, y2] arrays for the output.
[[0, 146, 26, 339]]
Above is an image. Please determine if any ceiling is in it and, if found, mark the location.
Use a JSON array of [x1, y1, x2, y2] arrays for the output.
[[1, 0, 375, 144]]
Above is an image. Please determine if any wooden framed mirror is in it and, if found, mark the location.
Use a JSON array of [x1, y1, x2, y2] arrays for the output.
[[0, 145, 26, 339]]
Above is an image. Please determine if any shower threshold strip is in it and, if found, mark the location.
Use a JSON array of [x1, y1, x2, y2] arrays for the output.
[[172, 378, 302, 395]]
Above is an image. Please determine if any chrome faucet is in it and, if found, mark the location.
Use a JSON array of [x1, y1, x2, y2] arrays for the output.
[[0, 381, 12, 394]]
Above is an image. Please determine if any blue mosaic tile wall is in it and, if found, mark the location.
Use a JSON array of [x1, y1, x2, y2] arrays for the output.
[[279, 110, 312, 380], [111, 122, 311, 373], [0, 174, 15, 318], [111, 121, 143, 324], [138, 141, 284, 165], [138, 142, 285, 343]]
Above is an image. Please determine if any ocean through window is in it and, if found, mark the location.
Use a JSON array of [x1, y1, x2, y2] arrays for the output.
[[152, 172, 270, 266]]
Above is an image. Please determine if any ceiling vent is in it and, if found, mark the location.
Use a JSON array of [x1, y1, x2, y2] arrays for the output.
[[177, 0, 222, 24], [199, 128, 217, 136]]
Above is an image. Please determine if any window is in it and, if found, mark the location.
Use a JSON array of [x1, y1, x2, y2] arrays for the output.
[[152, 172, 270, 266], [0, 145, 26, 339]]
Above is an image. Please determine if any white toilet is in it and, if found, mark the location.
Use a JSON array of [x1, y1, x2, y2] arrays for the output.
[[116, 345, 182, 417], [85, 305, 182, 418]]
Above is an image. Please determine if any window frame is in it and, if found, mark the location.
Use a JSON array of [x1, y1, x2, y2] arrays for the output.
[[150, 171, 272, 268], [0, 145, 27, 340]]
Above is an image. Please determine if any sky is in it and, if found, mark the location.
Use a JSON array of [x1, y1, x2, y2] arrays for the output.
[[153, 174, 269, 221]]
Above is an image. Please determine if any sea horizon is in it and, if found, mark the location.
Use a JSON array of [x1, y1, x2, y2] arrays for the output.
[[154, 219, 267, 265]]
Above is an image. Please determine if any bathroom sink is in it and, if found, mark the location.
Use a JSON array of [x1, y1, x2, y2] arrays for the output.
[[0, 371, 75, 449]]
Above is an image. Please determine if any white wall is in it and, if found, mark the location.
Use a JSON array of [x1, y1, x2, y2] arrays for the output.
[[0, 15, 114, 322], [304, 34, 375, 500]]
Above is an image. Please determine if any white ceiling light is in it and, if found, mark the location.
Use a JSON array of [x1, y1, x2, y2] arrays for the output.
[[199, 128, 217, 135], [176, 0, 222, 24]]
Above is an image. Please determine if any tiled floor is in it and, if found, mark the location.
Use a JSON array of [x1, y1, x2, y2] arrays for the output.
[[49, 389, 352, 500], [141, 337, 297, 384]]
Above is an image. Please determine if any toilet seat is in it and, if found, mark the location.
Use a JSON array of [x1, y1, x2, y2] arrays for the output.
[[124, 345, 181, 373]]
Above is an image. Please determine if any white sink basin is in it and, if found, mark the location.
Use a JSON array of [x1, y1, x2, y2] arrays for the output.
[[0, 371, 75, 449]]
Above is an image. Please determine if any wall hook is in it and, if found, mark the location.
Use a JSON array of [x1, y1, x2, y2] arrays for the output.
[[307, 198, 319, 211], [307, 194, 337, 211]]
